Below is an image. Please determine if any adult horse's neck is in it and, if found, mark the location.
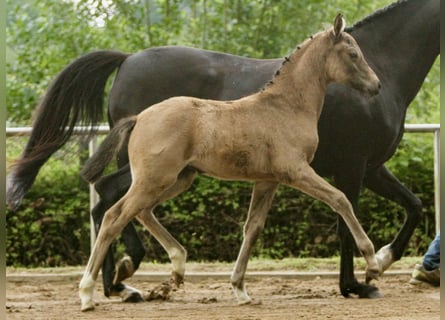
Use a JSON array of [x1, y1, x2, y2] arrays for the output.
[[349, 0, 439, 106]]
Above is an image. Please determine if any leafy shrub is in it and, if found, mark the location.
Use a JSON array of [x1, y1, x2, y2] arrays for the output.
[[6, 140, 90, 267], [6, 133, 437, 267]]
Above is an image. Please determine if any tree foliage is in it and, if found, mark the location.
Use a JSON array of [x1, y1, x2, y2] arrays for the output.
[[7, 0, 439, 124], [6, 0, 439, 266]]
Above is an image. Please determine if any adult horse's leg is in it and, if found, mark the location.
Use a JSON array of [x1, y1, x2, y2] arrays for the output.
[[231, 181, 279, 304], [92, 165, 146, 301], [333, 167, 382, 298], [90, 200, 119, 297], [287, 165, 381, 281], [90, 199, 145, 302], [363, 165, 423, 270]]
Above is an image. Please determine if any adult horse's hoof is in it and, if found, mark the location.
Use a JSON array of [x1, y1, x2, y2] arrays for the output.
[[110, 283, 145, 303], [355, 283, 384, 299], [359, 285, 384, 299], [114, 255, 135, 284], [341, 280, 383, 299], [367, 289, 384, 299], [123, 291, 145, 303]]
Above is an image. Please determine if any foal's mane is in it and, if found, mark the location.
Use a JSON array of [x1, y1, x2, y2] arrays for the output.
[[263, 28, 328, 90], [345, 0, 408, 32]]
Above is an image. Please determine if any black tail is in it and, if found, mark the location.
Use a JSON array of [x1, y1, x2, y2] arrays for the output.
[[7, 50, 130, 210], [81, 117, 137, 184]]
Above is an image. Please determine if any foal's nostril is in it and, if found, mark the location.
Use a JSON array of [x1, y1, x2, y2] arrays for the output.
[[370, 80, 381, 96]]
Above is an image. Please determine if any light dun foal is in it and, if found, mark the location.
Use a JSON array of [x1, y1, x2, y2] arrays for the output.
[[79, 14, 382, 311]]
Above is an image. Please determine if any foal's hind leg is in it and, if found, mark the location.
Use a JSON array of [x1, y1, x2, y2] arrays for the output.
[[79, 173, 179, 311], [231, 181, 279, 304], [79, 191, 157, 311], [286, 165, 381, 282], [135, 167, 198, 287]]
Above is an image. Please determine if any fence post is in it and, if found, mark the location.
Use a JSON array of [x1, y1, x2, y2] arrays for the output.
[[88, 136, 99, 253], [433, 129, 440, 233]]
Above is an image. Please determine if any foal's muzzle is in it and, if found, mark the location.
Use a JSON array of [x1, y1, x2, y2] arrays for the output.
[[367, 80, 381, 97]]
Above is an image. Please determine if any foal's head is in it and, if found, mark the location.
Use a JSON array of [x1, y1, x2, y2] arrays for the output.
[[324, 14, 381, 97]]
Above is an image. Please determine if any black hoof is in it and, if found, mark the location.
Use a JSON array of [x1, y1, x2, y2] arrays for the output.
[[114, 256, 135, 284], [341, 282, 383, 299], [357, 283, 383, 299], [123, 292, 145, 303], [367, 289, 384, 299], [108, 283, 145, 303]]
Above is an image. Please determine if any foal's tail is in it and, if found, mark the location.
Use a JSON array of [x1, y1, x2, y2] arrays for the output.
[[7, 50, 130, 210], [80, 117, 137, 184]]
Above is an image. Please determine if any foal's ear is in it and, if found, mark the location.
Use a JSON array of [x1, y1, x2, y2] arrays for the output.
[[333, 13, 345, 38]]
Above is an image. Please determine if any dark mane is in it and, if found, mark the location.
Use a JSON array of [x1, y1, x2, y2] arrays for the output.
[[262, 31, 324, 90], [345, 0, 408, 32]]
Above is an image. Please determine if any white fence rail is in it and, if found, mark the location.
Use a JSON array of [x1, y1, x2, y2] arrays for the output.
[[7, 124, 440, 248]]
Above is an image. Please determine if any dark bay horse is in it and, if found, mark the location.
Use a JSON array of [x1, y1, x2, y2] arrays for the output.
[[7, 0, 439, 301], [78, 15, 381, 311]]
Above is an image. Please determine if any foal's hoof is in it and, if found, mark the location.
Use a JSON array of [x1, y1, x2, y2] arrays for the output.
[[375, 244, 394, 272], [238, 299, 261, 306], [145, 281, 173, 301], [365, 269, 380, 284], [171, 271, 184, 288], [80, 301, 95, 312], [238, 299, 252, 306]]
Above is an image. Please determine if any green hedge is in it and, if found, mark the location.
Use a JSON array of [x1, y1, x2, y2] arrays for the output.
[[6, 134, 437, 267]]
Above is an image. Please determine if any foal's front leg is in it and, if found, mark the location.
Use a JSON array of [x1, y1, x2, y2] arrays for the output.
[[231, 181, 279, 304], [287, 165, 381, 281]]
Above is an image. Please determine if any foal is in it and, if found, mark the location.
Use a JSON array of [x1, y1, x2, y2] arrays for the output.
[[79, 14, 381, 311]]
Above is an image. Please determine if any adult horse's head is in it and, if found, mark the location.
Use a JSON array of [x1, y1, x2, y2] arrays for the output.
[[326, 14, 381, 97]]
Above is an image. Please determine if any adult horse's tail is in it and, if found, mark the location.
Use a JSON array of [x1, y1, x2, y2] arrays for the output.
[[80, 117, 137, 184], [7, 50, 130, 210]]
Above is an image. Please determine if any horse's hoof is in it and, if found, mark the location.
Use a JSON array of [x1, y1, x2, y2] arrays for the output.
[[341, 280, 383, 299], [365, 269, 380, 283], [238, 299, 252, 306], [238, 299, 261, 306], [114, 256, 135, 284], [357, 283, 383, 299], [375, 244, 394, 272], [80, 302, 95, 312], [367, 289, 384, 299], [145, 281, 173, 301], [171, 271, 184, 288], [123, 291, 145, 303]]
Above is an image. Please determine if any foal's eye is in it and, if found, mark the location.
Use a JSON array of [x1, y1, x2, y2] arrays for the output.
[[349, 51, 358, 60]]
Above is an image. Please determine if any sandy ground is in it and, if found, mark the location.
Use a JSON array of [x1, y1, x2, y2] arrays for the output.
[[6, 270, 440, 320]]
